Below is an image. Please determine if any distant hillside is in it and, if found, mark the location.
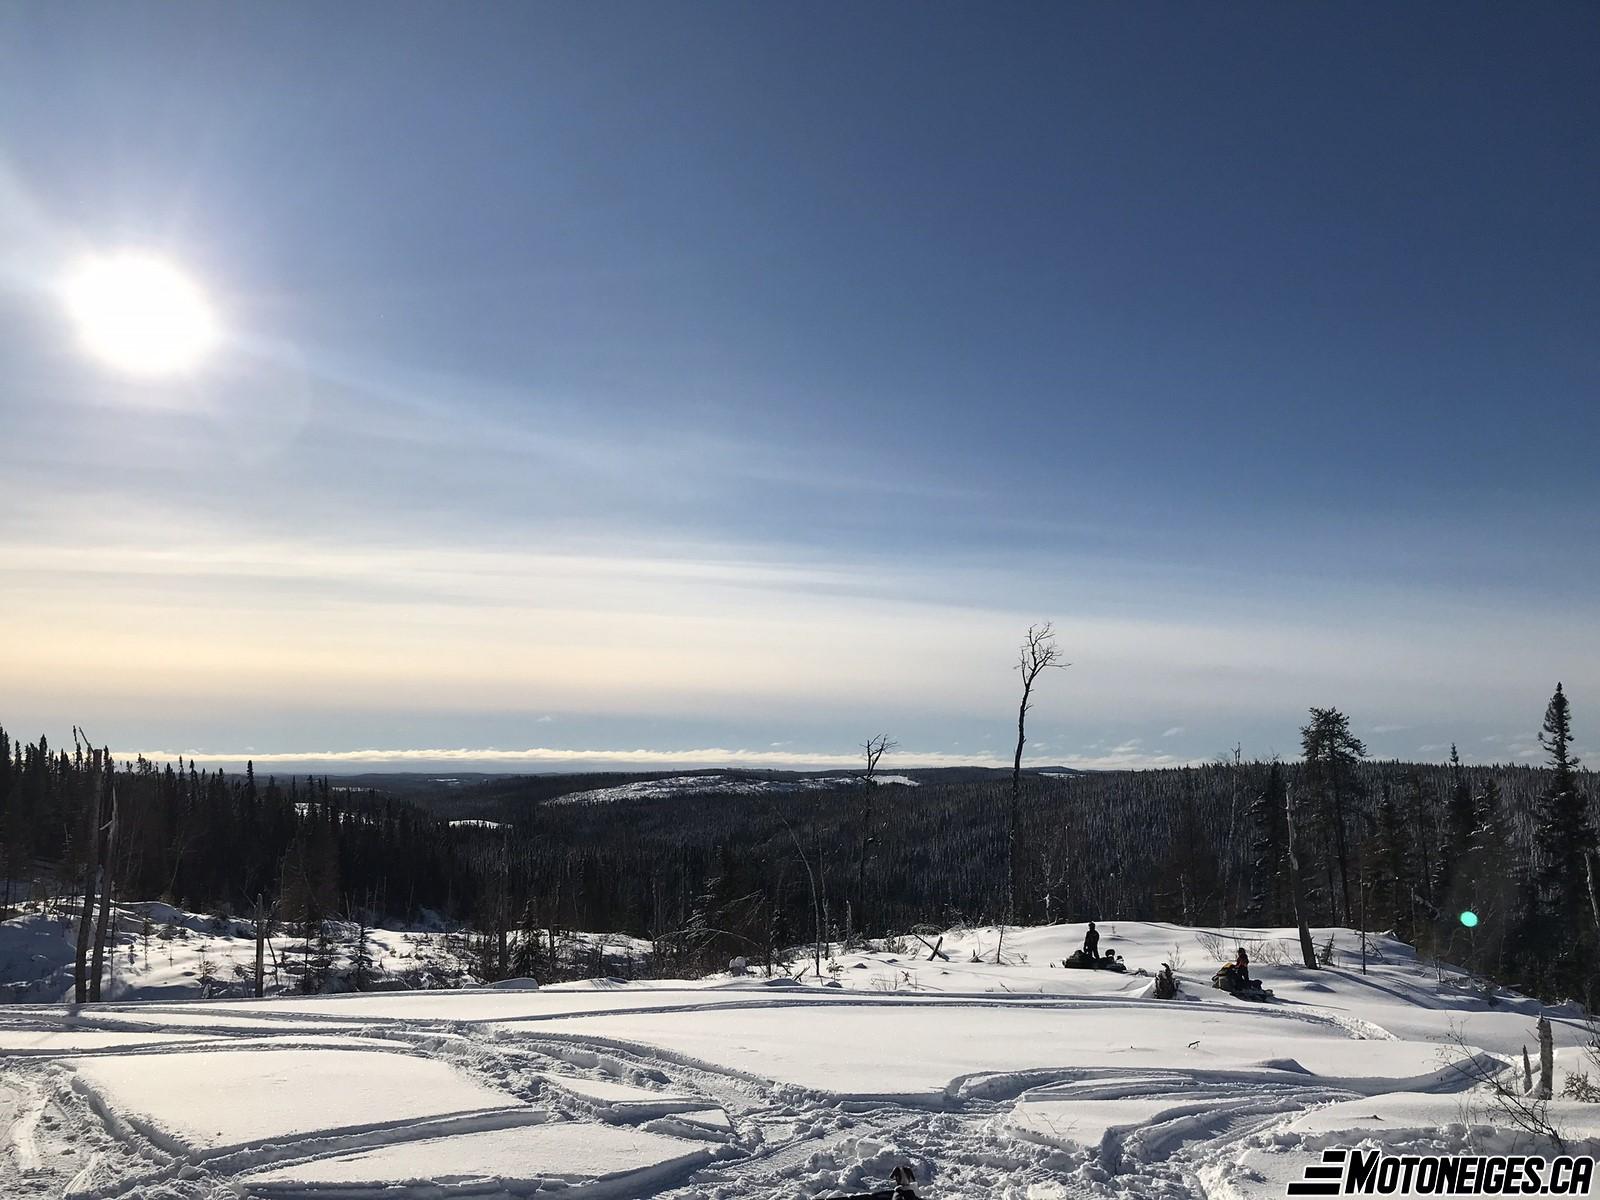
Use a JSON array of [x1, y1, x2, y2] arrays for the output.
[[367, 765, 1080, 822]]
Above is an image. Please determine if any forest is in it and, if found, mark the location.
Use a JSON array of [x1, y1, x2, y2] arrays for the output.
[[1, 685, 1596, 1006]]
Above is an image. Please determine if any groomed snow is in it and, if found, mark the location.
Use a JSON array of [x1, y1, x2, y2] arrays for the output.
[[3, 919, 1593, 1199], [241, 1121, 718, 1192], [66, 1046, 524, 1155]]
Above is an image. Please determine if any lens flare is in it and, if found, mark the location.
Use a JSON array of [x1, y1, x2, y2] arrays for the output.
[[1459, 910, 1479, 928]]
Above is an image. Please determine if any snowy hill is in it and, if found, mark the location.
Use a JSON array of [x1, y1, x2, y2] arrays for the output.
[[1, 919, 1597, 1199], [550, 772, 920, 805]]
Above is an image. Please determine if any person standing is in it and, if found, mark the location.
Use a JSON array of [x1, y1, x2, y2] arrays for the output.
[[1083, 922, 1100, 959]]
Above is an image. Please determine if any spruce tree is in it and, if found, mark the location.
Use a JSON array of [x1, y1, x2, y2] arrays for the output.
[[1534, 684, 1595, 924], [1441, 745, 1475, 899], [1245, 764, 1288, 921], [1300, 707, 1367, 923], [1462, 777, 1515, 975]]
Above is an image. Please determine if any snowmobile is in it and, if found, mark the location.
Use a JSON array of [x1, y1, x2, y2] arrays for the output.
[[831, 1164, 919, 1200], [1211, 962, 1273, 1001], [1063, 949, 1127, 972]]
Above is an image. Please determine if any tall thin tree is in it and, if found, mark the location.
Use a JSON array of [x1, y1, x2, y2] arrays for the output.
[[854, 733, 895, 937], [1008, 623, 1066, 922]]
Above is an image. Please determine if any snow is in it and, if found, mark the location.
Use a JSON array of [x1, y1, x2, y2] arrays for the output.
[[552, 772, 917, 804], [241, 1121, 720, 1193], [0, 1028, 210, 1054], [65, 1046, 526, 1155], [0, 901, 644, 1002], [2, 918, 1595, 1199]]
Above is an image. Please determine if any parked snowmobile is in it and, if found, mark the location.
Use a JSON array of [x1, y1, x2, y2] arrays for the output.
[[1211, 961, 1272, 1001], [1063, 949, 1127, 973]]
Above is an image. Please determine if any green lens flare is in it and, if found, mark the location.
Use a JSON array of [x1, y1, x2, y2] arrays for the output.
[[1459, 910, 1479, 928]]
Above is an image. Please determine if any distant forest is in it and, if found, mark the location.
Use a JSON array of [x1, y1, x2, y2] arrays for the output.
[[2, 684, 1596, 1005]]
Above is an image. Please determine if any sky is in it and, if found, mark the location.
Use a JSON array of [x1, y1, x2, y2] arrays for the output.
[[1, 3, 1597, 773]]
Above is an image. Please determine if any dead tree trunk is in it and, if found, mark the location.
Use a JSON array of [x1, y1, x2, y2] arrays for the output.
[[1586, 852, 1600, 941], [89, 781, 119, 1001], [855, 734, 895, 937], [72, 744, 104, 1004], [1008, 625, 1065, 923], [1537, 1016, 1554, 1099], [1283, 785, 1319, 969], [254, 893, 270, 998]]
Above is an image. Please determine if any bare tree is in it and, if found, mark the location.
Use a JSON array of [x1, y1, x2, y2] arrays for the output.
[[1283, 783, 1319, 969], [855, 734, 897, 935], [1009, 624, 1067, 922], [254, 893, 277, 998], [70, 728, 105, 1005], [1446, 1025, 1567, 1151], [88, 780, 120, 1001], [778, 809, 826, 979]]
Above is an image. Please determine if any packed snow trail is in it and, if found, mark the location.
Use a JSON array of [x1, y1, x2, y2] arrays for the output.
[[2, 919, 1598, 1199]]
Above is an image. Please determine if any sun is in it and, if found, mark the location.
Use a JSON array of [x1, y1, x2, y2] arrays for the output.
[[62, 252, 219, 375]]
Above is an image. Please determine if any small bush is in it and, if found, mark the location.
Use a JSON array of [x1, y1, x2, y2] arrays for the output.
[[1561, 1072, 1600, 1103]]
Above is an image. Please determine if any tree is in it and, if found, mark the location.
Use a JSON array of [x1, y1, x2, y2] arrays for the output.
[[253, 893, 275, 998], [349, 905, 377, 991], [1440, 745, 1475, 909], [1535, 685, 1594, 908], [278, 816, 339, 993], [1245, 761, 1288, 922], [1281, 771, 1318, 969], [1009, 623, 1066, 922], [1369, 780, 1415, 933], [1299, 707, 1366, 924], [1532, 684, 1597, 995], [854, 734, 896, 936], [88, 778, 120, 1001], [1460, 777, 1515, 976], [70, 733, 106, 1004]]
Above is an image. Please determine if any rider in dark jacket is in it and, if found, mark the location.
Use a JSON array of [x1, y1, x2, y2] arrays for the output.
[[1083, 922, 1100, 958]]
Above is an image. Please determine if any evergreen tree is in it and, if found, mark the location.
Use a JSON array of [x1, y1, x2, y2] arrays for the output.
[[1245, 764, 1288, 921], [1534, 684, 1594, 917], [1441, 745, 1475, 897], [1300, 707, 1367, 924], [1530, 684, 1597, 1000], [1371, 780, 1415, 933], [1460, 777, 1516, 975]]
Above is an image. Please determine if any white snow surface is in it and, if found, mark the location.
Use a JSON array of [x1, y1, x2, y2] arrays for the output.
[[3, 918, 1597, 1199], [0, 900, 647, 1002], [551, 772, 918, 804]]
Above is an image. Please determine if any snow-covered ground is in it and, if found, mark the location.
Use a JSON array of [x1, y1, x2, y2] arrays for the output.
[[0, 901, 649, 1003], [551, 773, 918, 804], [2, 920, 1597, 1198]]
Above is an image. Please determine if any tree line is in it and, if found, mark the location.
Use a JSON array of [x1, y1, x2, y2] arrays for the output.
[[1, 685, 1595, 1004]]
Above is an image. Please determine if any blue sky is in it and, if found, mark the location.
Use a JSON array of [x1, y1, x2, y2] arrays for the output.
[[1, 4, 1596, 771]]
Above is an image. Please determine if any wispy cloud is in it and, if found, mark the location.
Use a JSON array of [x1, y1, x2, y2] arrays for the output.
[[1161, 725, 1185, 738]]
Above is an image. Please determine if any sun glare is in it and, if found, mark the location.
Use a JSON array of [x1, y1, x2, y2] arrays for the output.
[[63, 253, 219, 375]]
